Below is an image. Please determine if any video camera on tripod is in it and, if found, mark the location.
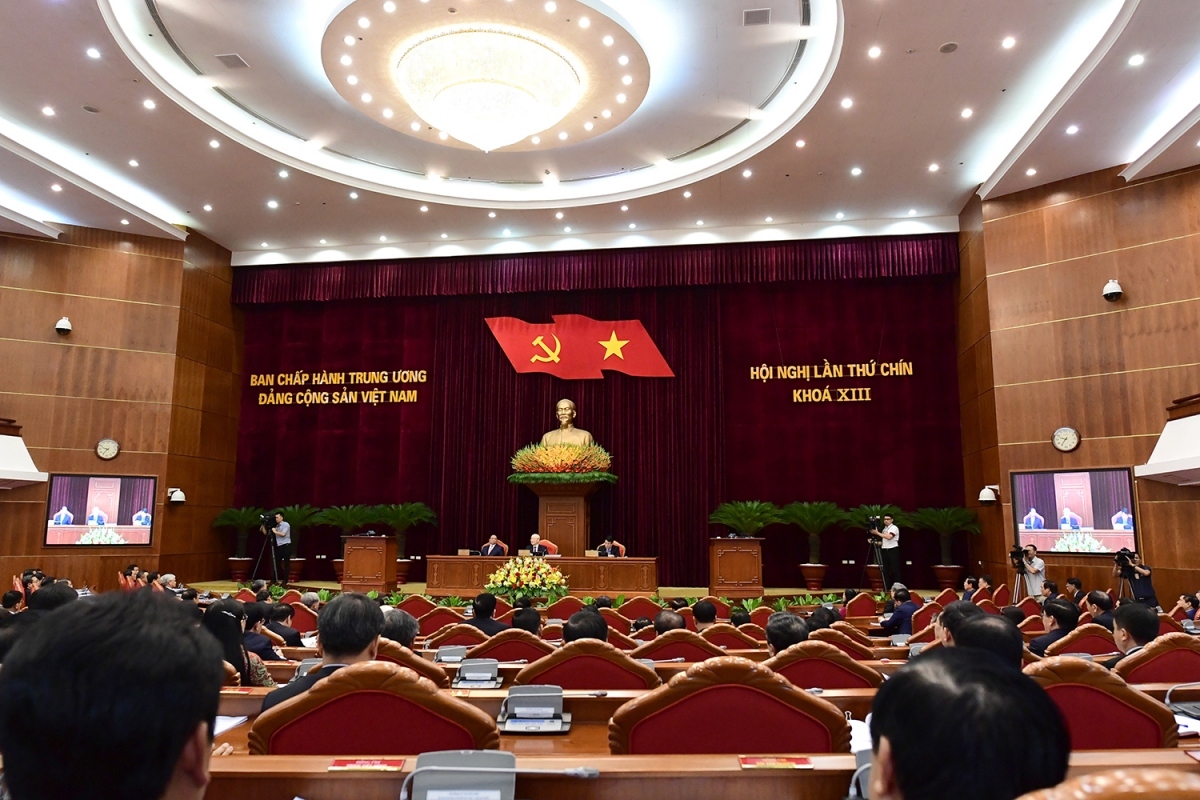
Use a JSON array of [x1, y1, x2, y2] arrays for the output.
[[866, 515, 884, 545], [1009, 545, 1027, 575], [1113, 547, 1137, 579]]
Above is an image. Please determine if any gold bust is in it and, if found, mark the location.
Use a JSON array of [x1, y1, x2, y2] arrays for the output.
[[540, 399, 595, 447]]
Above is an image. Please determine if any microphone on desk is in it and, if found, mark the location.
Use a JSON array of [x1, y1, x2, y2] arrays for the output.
[[399, 765, 600, 800]]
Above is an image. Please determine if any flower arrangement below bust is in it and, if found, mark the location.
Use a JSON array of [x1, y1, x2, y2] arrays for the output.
[[508, 443, 618, 484], [485, 556, 570, 601]]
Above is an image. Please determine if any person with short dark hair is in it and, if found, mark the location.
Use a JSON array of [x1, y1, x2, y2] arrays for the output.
[[243, 602, 284, 662], [597, 536, 625, 557], [979, 574, 994, 592], [935, 600, 986, 646], [381, 608, 419, 648], [869, 648, 1069, 800], [1029, 599, 1079, 657], [262, 593, 383, 712], [654, 609, 686, 635], [513, 597, 533, 610], [667, 598, 689, 611], [180, 587, 199, 603], [1112, 551, 1158, 608], [631, 615, 654, 633], [254, 589, 272, 603], [1040, 580, 1060, 602], [511, 607, 542, 635], [26, 580, 78, 612], [1102, 602, 1160, 669], [266, 603, 303, 646], [806, 605, 837, 631], [730, 608, 751, 627], [1, 590, 22, 613], [692, 599, 717, 631], [0, 592, 226, 800], [1085, 590, 1115, 630], [962, 577, 978, 603], [953, 615, 1024, 670], [1066, 578, 1084, 604], [0, 612, 44, 664], [765, 612, 808, 655], [563, 609, 608, 642], [593, 595, 614, 609], [1000, 605, 1026, 627], [200, 599, 275, 688], [464, 592, 509, 636], [881, 588, 918, 636], [1169, 594, 1200, 621]]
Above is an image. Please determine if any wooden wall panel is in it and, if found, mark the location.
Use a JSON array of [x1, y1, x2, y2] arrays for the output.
[[962, 164, 1200, 603]]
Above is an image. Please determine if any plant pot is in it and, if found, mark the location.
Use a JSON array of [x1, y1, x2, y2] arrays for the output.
[[287, 558, 306, 584], [332, 559, 344, 582], [396, 559, 412, 585], [798, 563, 828, 591], [865, 564, 885, 592], [932, 565, 962, 590], [228, 557, 252, 583]]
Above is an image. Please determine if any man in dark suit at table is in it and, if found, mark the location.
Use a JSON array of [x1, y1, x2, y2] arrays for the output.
[[1101, 602, 1159, 670], [880, 588, 919, 636], [265, 603, 303, 647], [597, 536, 624, 557], [528, 534, 549, 556], [1085, 590, 1115, 631], [262, 593, 383, 712], [464, 593, 509, 636], [1029, 599, 1079, 657], [243, 603, 284, 662], [480, 535, 506, 557]]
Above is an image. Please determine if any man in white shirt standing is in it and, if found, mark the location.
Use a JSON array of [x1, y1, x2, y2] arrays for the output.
[[270, 511, 292, 586], [1022, 544, 1046, 599], [876, 514, 901, 588]]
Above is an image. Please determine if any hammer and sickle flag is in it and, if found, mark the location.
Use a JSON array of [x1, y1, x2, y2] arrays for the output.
[[485, 314, 675, 379]]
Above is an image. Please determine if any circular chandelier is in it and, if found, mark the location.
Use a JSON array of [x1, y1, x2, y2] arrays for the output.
[[394, 26, 587, 153]]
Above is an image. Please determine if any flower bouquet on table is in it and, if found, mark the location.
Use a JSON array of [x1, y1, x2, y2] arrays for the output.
[[77, 527, 127, 545], [507, 443, 618, 485], [484, 556, 570, 602], [1051, 531, 1109, 553]]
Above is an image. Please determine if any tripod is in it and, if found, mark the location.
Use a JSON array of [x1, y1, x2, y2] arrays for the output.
[[251, 524, 280, 585], [861, 537, 885, 590], [1116, 571, 1134, 601], [1011, 571, 1027, 603]]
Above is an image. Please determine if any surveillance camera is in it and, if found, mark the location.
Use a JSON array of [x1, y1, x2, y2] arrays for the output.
[[1102, 279, 1123, 302], [978, 485, 999, 505], [167, 488, 186, 504], [54, 317, 72, 335]]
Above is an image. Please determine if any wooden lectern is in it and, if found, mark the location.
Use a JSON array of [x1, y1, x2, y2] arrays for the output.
[[526, 482, 600, 558], [708, 537, 765, 599], [341, 535, 397, 594]]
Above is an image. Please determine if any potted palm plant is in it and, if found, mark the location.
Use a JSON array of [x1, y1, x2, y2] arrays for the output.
[[779, 501, 846, 590], [841, 504, 907, 591], [279, 504, 321, 584], [910, 506, 980, 589], [312, 504, 380, 581], [212, 506, 266, 581], [708, 501, 781, 537], [373, 502, 437, 584]]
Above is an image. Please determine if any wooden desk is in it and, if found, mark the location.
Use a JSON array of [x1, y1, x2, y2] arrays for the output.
[[426, 556, 658, 598]]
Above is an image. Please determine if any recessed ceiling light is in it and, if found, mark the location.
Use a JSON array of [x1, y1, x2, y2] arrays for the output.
[[620, 205, 628, 211], [440, 233, 448, 239], [544, 1, 556, 11], [696, 220, 704, 226], [928, 163, 939, 172], [358, 17, 370, 28], [340, 55, 352, 66], [578, 17, 590, 28], [1128, 54, 1145, 67], [502, 228, 511, 236], [908, 209, 917, 216], [142, 99, 156, 110], [361, 93, 372, 103], [1002, 36, 1016, 49], [86, 47, 101, 59], [267, 200, 279, 209], [379, 235, 387, 242], [319, 238, 327, 244], [742, 169, 752, 178], [41, 106, 54, 116], [260, 242, 268, 247], [128, 159, 138, 167], [603, 35, 614, 46], [621, 75, 633, 86], [601, 109, 611, 118], [488, 211, 497, 218], [795, 139, 805, 148], [764, 216, 773, 222], [347, 75, 358, 85], [1066, 125, 1079, 135], [835, 212, 844, 219], [121, 219, 130, 225], [343, 36, 355, 46], [279, 170, 289, 179], [961, 107, 973, 118], [531, 135, 541, 144], [419, 205, 429, 212], [840, 97, 853, 109], [558, 131, 568, 140], [616, 93, 627, 103], [1026, 168, 1037, 176], [349, 191, 359, 199], [202, 204, 212, 211], [850, 166, 862, 176], [628, 223, 636, 229], [555, 212, 564, 219], [584, 121, 594, 131], [618, 55, 630, 66], [383, 0, 396, 12], [564, 226, 572, 232], [683, 191, 692, 198], [209, 139, 220, 148], [410, 121, 421, 131], [868, 46, 881, 59], [438, 131, 449, 140], [382, 108, 393, 118], [51, 184, 62, 192]]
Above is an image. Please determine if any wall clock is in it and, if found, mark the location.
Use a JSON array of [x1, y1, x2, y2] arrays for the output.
[[96, 438, 120, 460], [1051, 427, 1080, 453]]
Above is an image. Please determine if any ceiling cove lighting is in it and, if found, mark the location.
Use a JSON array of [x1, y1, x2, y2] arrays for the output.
[[394, 25, 587, 152]]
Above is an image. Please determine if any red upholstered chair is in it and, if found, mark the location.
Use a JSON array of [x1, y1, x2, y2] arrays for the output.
[[395, 595, 438, 618], [425, 623, 488, 649], [908, 592, 924, 608], [844, 593, 878, 618], [495, 609, 516, 624], [375, 638, 450, 688], [618, 596, 664, 620], [514, 639, 662, 689], [970, 587, 992, 605], [608, 630, 639, 651], [1113, 632, 1200, 683], [1022, 647, 1041, 665], [911, 601, 942, 633], [975, 599, 1001, 615], [289, 602, 319, 635], [1043, 624, 1118, 657], [749, 605, 774, 627], [763, 641, 884, 689], [1078, 612, 1094, 626], [831, 621, 874, 647], [699, 596, 732, 618], [248, 661, 499, 755], [599, 607, 634, 633], [992, 584, 1012, 606], [1023, 656, 1176, 748], [1170, 605, 1189, 622], [700, 623, 761, 649], [1159, 613, 1186, 637], [540, 624, 563, 641], [908, 624, 936, 644], [1017, 597, 1043, 618], [631, 625, 656, 641], [492, 596, 513, 616], [677, 607, 698, 631], [278, 589, 302, 605], [545, 596, 584, 619], [234, 588, 257, 603], [1107, 589, 1118, 608], [541, 540, 559, 554], [630, 629, 725, 662], [738, 623, 768, 643], [917, 638, 944, 654], [1017, 768, 1200, 800], [485, 539, 509, 555], [933, 588, 958, 607], [809, 628, 873, 661], [417, 608, 467, 637], [464, 629, 555, 663], [608, 657, 852, 755], [1018, 615, 1045, 634], [222, 661, 241, 686]]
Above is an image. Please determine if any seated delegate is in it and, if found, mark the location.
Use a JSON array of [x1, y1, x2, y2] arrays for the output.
[[597, 536, 625, 557]]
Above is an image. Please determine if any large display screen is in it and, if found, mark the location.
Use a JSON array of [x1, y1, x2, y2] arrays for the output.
[[1010, 468, 1136, 554], [43, 475, 156, 546]]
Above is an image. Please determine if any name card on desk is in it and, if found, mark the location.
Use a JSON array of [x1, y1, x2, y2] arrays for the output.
[[738, 757, 813, 769], [328, 759, 407, 772], [220, 688, 257, 695]]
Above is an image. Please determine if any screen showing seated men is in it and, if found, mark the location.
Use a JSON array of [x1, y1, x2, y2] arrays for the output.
[[44, 475, 156, 546], [1010, 469, 1136, 554]]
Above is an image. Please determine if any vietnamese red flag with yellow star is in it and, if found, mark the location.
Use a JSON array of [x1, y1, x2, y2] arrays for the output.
[[485, 314, 674, 379]]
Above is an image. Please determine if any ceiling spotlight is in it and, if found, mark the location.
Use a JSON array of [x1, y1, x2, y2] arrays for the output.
[[928, 163, 939, 172], [795, 139, 805, 147], [121, 219, 130, 225], [349, 191, 359, 199], [618, 55, 630, 66], [868, 46, 881, 59], [620, 205, 628, 211], [383, 0, 396, 11], [361, 93, 372, 103], [1026, 167, 1037, 176], [410, 121, 421, 131], [531, 135, 541, 144], [260, 242, 268, 247], [558, 131, 568, 140], [908, 209, 917, 216], [142, 99, 156, 110], [438, 131, 449, 140], [357, 17, 370, 28], [578, 17, 590, 28], [502, 228, 511, 236], [835, 212, 844, 219], [340, 55, 352, 66], [128, 159, 138, 167], [382, 108, 393, 118], [564, 226, 572, 232], [267, 200, 279, 209], [41, 106, 55, 116], [696, 220, 704, 226], [319, 238, 327, 244], [347, 75, 358, 85], [584, 121, 594, 131], [601, 109, 612, 118], [764, 216, 773, 223], [683, 191, 692, 198], [616, 93, 627, 103], [1002, 36, 1016, 49], [440, 233, 448, 239], [850, 166, 862, 176], [488, 211, 496, 218], [840, 97, 853, 109], [86, 47, 101, 59], [555, 212, 564, 219], [209, 139, 220, 148], [202, 204, 212, 211], [544, 1, 556, 11], [961, 107, 973, 118], [379, 235, 387, 242], [628, 223, 636, 229], [278, 170, 289, 179], [742, 169, 752, 178], [50, 183, 62, 192], [603, 35, 614, 46], [1066, 124, 1079, 135], [344, 36, 355, 46], [621, 75, 633, 85], [1128, 54, 1145, 66]]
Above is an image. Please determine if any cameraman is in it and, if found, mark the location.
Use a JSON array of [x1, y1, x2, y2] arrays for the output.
[[263, 511, 292, 586], [1112, 550, 1158, 608], [1022, 545, 1046, 599], [872, 514, 901, 588]]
